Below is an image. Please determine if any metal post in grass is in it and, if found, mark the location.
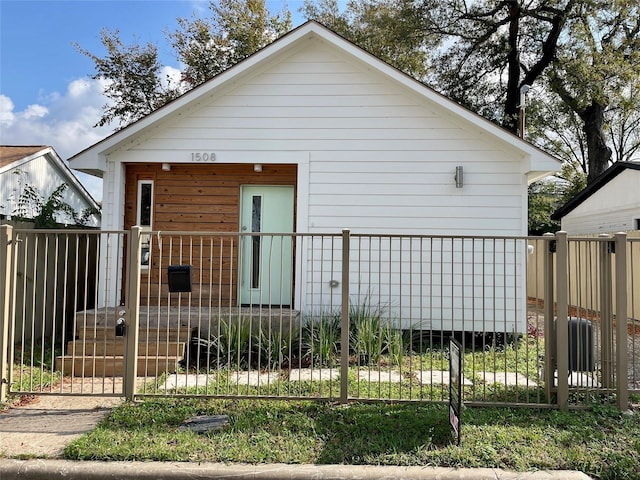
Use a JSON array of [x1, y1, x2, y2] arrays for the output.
[[599, 234, 614, 389], [614, 232, 628, 410], [555, 231, 569, 410], [124, 226, 142, 401], [340, 229, 350, 403], [0, 225, 14, 404], [543, 233, 556, 404]]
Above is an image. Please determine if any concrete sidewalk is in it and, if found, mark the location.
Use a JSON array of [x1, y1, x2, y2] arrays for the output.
[[0, 391, 121, 458], [0, 459, 593, 480]]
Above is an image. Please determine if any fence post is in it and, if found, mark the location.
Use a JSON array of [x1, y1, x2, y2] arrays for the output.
[[124, 226, 142, 401], [340, 229, 350, 404], [0, 225, 14, 404], [543, 233, 556, 403], [614, 232, 628, 410], [599, 234, 614, 389], [555, 231, 569, 410]]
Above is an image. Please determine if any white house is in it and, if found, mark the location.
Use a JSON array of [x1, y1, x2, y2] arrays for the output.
[[69, 22, 560, 333], [0, 145, 101, 227], [553, 161, 640, 234]]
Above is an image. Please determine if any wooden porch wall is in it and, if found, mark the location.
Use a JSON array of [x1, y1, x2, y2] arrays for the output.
[[124, 163, 297, 305]]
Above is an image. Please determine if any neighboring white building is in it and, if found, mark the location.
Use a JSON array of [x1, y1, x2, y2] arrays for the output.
[[553, 162, 640, 234], [69, 22, 560, 332], [0, 145, 101, 227]]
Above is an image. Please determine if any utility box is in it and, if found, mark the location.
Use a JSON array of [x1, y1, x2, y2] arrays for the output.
[[567, 317, 594, 372], [167, 265, 192, 293]]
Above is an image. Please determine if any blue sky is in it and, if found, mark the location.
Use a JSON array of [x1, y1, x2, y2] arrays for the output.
[[0, 0, 307, 199]]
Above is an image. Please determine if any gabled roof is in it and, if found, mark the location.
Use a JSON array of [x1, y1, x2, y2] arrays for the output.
[[70, 21, 560, 181], [0, 145, 45, 168], [552, 161, 640, 220], [0, 145, 101, 212]]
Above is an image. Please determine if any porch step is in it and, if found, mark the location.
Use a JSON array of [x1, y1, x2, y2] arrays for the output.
[[54, 355, 181, 377], [74, 326, 191, 342], [64, 340, 185, 357], [59, 323, 190, 377]]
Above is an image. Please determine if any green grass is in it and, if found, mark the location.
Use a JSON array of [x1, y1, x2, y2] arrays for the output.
[[10, 342, 61, 393], [64, 398, 640, 480]]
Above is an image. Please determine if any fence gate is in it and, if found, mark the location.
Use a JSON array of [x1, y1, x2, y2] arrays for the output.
[[537, 232, 630, 410], [0, 225, 130, 401]]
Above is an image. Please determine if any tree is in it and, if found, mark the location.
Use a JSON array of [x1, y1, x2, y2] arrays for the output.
[[78, 1, 291, 128], [167, 0, 291, 87], [528, 161, 586, 235], [607, 83, 640, 164], [302, 0, 437, 80], [527, 87, 590, 173], [423, 0, 578, 133], [75, 29, 182, 129], [549, 0, 640, 182], [528, 180, 562, 235]]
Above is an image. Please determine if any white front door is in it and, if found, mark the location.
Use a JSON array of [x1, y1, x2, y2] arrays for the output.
[[240, 185, 294, 306]]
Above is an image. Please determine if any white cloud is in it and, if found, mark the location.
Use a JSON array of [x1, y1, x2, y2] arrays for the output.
[[1, 70, 191, 204], [23, 104, 49, 119], [160, 65, 185, 90], [0, 95, 16, 127], [0, 78, 111, 201]]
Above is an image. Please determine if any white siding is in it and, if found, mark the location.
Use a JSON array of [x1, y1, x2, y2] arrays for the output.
[[98, 37, 533, 332], [121, 42, 527, 237], [561, 170, 640, 234], [302, 235, 527, 333]]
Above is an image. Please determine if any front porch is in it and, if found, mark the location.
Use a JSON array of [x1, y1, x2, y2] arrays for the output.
[[55, 306, 301, 377]]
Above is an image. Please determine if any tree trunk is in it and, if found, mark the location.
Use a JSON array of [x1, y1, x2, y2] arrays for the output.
[[503, 1, 521, 134], [581, 101, 612, 184]]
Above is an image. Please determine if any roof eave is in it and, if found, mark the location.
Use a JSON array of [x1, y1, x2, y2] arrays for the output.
[[552, 162, 640, 220], [45, 148, 102, 212]]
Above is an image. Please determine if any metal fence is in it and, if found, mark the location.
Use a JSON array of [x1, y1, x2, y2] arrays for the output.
[[1, 225, 636, 410]]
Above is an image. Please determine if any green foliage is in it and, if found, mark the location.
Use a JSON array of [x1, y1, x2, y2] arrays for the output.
[[301, 0, 435, 81], [527, 160, 588, 235], [256, 327, 294, 370], [168, 0, 291, 87], [302, 313, 341, 367], [548, 0, 640, 181], [189, 300, 408, 371], [75, 29, 181, 129], [528, 180, 562, 236], [349, 301, 386, 365], [11, 342, 61, 393], [347, 301, 405, 366], [76, 0, 291, 129], [10, 174, 98, 228], [214, 317, 254, 369], [527, 91, 591, 171]]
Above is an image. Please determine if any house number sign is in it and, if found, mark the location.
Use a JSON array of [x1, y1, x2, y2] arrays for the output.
[[191, 152, 216, 162]]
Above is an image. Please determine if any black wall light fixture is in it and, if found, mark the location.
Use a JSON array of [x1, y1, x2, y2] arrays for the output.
[[455, 166, 464, 188]]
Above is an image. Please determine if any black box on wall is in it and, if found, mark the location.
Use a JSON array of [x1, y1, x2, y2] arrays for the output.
[[167, 265, 192, 293]]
